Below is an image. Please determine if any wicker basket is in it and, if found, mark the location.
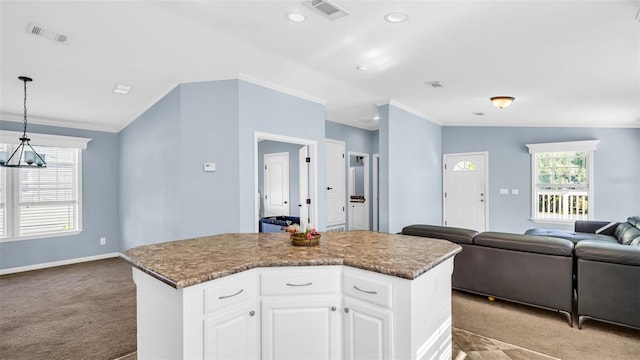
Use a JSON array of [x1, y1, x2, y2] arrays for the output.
[[290, 233, 321, 246]]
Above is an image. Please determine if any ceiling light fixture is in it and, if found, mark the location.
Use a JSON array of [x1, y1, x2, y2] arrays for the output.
[[286, 12, 306, 22], [384, 12, 409, 23], [0, 76, 47, 168], [490, 96, 515, 109], [113, 83, 132, 95]]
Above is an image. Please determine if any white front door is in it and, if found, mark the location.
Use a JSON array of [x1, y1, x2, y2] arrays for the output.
[[325, 140, 345, 227], [299, 145, 310, 229], [444, 152, 488, 232], [264, 152, 289, 217]]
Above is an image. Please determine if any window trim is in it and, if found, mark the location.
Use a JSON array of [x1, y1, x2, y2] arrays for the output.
[[526, 140, 599, 223], [1, 130, 90, 242]]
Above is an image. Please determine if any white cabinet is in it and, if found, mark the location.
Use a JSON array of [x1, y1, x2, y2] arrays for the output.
[[349, 202, 367, 230], [343, 297, 393, 359], [262, 297, 340, 359], [261, 267, 341, 360], [203, 301, 259, 359]]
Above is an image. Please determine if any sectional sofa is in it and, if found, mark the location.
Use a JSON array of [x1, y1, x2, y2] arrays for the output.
[[401, 216, 640, 330]]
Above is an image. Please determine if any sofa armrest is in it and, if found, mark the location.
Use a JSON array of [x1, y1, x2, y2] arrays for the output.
[[575, 241, 640, 266], [474, 232, 574, 256], [574, 220, 618, 235]]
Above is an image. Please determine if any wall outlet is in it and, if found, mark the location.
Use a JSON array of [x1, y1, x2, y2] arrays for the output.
[[100, 237, 106, 245], [511, 189, 519, 195]]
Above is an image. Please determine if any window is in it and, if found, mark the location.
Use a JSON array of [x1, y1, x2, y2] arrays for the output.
[[0, 131, 90, 241], [453, 160, 476, 171], [526, 140, 599, 222]]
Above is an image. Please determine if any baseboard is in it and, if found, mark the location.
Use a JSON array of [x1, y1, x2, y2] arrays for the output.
[[0, 252, 120, 275]]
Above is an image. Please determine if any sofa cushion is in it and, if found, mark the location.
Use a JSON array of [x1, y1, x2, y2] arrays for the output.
[[614, 222, 640, 245], [474, 232, 574, 256], [401, 225, 477, 245], [575, 240, 640, 266], [524, 228, 618, 244], [627, 216, 640, 229]]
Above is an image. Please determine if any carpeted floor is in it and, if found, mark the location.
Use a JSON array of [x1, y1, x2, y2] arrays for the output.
[[0, 258, 136, 360], [2, 258, 638, 360], [452, 290, 640, 360]]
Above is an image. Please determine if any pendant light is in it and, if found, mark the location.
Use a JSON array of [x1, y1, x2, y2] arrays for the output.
[[0, 76, 47, 168]]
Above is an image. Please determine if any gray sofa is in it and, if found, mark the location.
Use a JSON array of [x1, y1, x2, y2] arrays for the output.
[[401, 216, 640, 329]]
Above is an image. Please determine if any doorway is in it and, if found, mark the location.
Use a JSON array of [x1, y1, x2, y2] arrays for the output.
[[348, 151, 369, 231], [254, 132, 317, 233], [443, 152, 488, 232]]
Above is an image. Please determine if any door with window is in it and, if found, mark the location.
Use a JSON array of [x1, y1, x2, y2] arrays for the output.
[[443, 153, 487, 232]]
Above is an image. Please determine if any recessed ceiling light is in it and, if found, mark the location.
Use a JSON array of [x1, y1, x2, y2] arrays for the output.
[[384, 12, 409, 23], [286, 12, 306, 22], [373, 115, 380, 120], [356, 65, 368, 71], [113, 83, 132, 95]]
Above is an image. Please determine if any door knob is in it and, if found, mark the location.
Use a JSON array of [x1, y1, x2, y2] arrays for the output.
[[284, 201, 288, 204], [327, 187, 333, 190]]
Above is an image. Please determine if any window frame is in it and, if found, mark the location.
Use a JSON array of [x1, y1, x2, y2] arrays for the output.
[[0, 130, 90, 242], [526, 140, 599, 224]]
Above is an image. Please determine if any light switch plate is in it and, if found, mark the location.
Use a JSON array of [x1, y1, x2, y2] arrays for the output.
[[511, 189, 519, 195], [500, 188, 509, 195], [204, 163, 216, 172]]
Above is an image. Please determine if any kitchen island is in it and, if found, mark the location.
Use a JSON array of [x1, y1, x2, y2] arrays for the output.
[[120, 231, 461, 360]]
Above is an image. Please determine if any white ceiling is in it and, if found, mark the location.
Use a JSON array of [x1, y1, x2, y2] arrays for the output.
[[1, 0, 639, 133]]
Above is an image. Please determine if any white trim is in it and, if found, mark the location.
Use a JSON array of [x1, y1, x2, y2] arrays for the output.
[[0, 252, 119, 275], [238, 73, 326, 105], [372, 153, 380, 232], [442, 151, 489, 231], [325, 138, 347, 228], [0, 130, 91, 149], [254, 131, 318, 233], [442, 122, 640, 129], [1, 113, 121, 133], [1, 229, 83, 243], [526, 140, 600, 153], [374, 99, 440, 125]]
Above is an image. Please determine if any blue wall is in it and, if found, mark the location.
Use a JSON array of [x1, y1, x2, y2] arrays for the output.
[[325, 120, 378, 229], [237, 81, 326, 232], [0, 121, 120, 269], [258, 140, 303, 218], [379, 105, 442, 233], [442, 126, 640, 233]]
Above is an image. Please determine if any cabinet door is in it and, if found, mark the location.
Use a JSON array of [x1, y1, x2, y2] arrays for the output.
[[262, 297, 340, 360], [343, 297, 393, 360], [350, 203, 367, 230], [203, 301, 259, 360]]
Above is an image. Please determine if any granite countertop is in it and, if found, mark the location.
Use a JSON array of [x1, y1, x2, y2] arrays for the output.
[[119, 231, 461, 289]]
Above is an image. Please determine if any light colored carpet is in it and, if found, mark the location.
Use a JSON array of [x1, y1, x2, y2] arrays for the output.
[[452, 290, 640, 360]]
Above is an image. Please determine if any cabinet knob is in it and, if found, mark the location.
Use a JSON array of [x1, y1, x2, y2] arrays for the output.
[[331, 306, 337, 312], [249, 310, 255, 317], [344, 308, 350, 313]]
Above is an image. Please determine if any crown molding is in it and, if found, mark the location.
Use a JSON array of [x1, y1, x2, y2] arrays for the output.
[[0, 112, 120, 133], [374, 99, 441, 125]]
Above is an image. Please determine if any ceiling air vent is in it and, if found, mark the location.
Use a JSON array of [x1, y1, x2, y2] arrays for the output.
[[26, 23, 69, 44], [304, 0, 350, 20]]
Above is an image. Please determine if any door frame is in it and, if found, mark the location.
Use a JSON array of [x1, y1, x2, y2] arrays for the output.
[[442, 151, 489, 230], [372, 153, 379, 232], [347, 151, 369, 231], [254, 132, 318, 233]]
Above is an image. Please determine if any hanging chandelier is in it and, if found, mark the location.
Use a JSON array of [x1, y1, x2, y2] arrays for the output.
[[0, 76, 47, 168]]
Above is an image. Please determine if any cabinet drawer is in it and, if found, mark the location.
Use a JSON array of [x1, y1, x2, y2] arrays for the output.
[[343, 272, 392, 308], [204, 273, 257, 315], [261, 268, 339, 296]]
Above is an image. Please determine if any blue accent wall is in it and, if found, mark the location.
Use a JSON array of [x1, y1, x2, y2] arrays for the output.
[[378, 105, 442, 233], [442, 126, 640, 232], [0, 121, 120, 269]]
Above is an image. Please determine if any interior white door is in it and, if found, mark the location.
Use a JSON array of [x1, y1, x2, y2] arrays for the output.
[[264, 152, 289, 217], [444, 153, 487, 232], [299, 145, 310, 229], [325, 140, 345, 227]]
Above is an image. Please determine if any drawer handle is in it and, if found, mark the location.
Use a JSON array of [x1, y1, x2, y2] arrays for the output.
[[286, 282, 313, 287], [354, 285, 378, 295], [218, 289, 244, 300]]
